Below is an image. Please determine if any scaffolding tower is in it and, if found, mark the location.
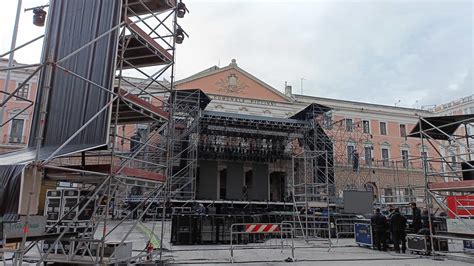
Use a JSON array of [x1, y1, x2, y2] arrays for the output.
[[287, 104, 333, 246], [326, 118, 373, 192], [167, 89, 210, 200], [0, 0, 190, 264], [409, 114, 474, 259]]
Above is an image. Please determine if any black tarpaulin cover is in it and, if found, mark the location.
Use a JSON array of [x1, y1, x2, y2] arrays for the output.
[[409, 114, 474, 140], [29, 0, 121, 150], [0, 165, 25, 221]]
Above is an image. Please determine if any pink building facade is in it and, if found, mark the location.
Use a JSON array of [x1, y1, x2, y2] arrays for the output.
[[0, 59, 38, 153]]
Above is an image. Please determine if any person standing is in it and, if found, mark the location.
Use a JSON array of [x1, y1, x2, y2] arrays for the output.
[[196, 203, 206, 215], [410, 202, 422, 233], [387, 205, 395, 216], [352, 150, 360, 172], [390, 208, 407, 253], [242, 185, 249, 201], [371, 208, 388, 251]]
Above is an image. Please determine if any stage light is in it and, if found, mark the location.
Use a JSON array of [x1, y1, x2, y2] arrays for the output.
[[175, 26, 187, 44], [33, 8, 47, 27], [177, 2, 188, 18]]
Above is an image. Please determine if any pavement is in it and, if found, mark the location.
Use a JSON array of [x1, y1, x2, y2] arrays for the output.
[[115, 221, 473, 265], [10, 220, 474, 265]]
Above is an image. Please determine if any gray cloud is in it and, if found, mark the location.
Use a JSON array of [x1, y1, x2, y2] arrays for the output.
[[178, 0, 473, 107], [2, 0, 472, 108]]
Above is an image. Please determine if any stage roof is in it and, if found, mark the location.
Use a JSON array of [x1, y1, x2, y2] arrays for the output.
[[173, 89, 211, 110], [408, 114, 474, 140], [289, 103, 332, 120], [200, 110, 311, 136], [202, 110, 309, 125]]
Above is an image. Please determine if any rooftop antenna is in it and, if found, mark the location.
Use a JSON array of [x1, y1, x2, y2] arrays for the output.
[[300, 77, 305, 95], [394, 99, 401, 107]]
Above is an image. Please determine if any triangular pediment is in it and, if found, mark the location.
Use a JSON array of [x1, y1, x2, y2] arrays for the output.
[[175, 60, 291, 103]]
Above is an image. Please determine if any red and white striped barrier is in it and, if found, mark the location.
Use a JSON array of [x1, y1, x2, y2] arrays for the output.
[[245, 224, 280, 233]]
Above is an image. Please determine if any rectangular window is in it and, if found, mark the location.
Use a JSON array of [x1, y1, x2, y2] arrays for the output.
[[347, 145, 355, 164], [245, 170, 253, 188], [381, 148, 390, 167], [400, 124, 407, 137], [15, 83, 30, 101], [384, 188, 394, 203], [9, 119, 24, 143], [362, 120, 370, 134], [403, 188, 413, 202], [219, 169, 227, 200], [364, 146, 372, 166], [380, 122, 387, 135], [401, 150, 409, 168], [421, 151, 428, 169], [345, 118, 353, 132], [451, 155, 457, 168], [324, 114, 332, 129]]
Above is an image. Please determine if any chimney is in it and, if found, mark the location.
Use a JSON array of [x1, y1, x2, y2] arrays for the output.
[[285, 84, 292, 96]]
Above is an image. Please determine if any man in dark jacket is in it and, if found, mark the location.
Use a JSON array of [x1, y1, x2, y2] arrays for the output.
[[371, 208, 388, 251], [390, 208, 407, 253], [387, 204, 395, 219], [410, 202, 422, 233]]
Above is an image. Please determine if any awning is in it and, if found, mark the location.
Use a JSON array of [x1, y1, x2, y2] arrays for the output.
[[114, 88, 169, 124], [119, 18, 172, 69], [124, 0, 176, 16], [0, 144, 107, 166]]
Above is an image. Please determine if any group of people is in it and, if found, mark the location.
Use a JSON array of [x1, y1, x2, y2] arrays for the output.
[[370, 202, 423, 253]]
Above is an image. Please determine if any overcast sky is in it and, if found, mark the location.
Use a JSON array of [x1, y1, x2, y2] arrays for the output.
[[1, 0, 472, 108]]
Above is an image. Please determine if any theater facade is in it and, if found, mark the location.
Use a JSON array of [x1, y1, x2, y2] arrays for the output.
[[175, 59, 435, 204]]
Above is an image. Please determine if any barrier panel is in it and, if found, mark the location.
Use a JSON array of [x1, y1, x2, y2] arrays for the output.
[[230, 222, 294, 263], [354, 221, 372, 247], [285, 215, 331, 239], [171, 214, 264, 245], [335, 218, 358, 240]]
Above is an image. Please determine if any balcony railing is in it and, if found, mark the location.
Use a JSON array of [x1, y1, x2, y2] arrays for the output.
[[334, 158, 430, 171], [2, 135, 27, 145], [380, 195, 417, 204]]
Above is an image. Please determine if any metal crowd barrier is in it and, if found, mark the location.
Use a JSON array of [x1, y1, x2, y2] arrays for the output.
[[172, 207, 192, 215], [335, 218, 358, 240], [284, 216, 330, 240], [230, 222, 294, 263]]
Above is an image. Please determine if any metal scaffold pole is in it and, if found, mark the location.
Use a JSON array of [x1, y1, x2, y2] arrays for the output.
[[0, 0, 189, 264], [0, 0, 22, 127], [159, 4, 179, 260]]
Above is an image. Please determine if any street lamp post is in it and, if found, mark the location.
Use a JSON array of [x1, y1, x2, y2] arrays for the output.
[[0, 0, 23, 129]]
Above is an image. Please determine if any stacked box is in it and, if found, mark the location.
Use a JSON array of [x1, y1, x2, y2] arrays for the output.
[[42, 189, 95, 255]]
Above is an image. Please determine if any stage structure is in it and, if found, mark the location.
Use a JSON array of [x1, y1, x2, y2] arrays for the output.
[[0, 0, 189, 264], [409, 114, 474, 259], [191, 102, 334, 203]]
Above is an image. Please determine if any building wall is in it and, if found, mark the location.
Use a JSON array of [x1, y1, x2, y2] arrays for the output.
[[430, 95, 474, 175], [0, 59, 38, 153], [2, 59, 471, 203]]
